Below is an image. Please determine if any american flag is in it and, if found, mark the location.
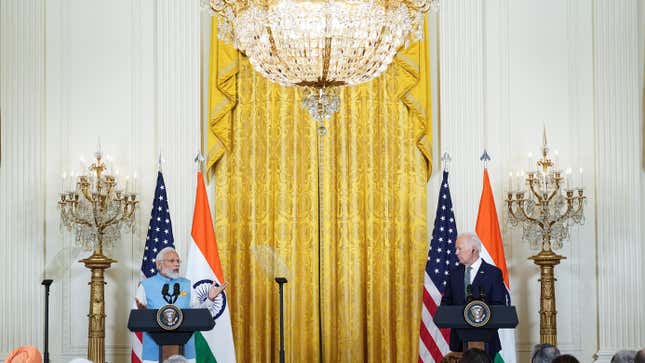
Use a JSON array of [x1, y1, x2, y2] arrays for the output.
[[131, 171, 175, 363], [418, 170, 459, 363]]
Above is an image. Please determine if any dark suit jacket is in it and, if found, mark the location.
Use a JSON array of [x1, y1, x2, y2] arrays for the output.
[[440, 259, 507, 357]]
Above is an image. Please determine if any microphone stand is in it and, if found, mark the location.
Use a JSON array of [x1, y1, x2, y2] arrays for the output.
[[42, 279, 53, 363], [275, 277, 288, 363]]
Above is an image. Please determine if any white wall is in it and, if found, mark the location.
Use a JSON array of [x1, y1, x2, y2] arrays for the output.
[[0, 1, 643, 362]]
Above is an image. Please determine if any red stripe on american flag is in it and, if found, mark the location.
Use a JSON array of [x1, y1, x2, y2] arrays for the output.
[[419, 316, 444, 363], [131, 330, 142, 362], [422, 288, 450, 343]]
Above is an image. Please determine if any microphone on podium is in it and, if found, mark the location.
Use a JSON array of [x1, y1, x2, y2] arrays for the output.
[[466, 284, 474, 303], [162, 283, 169, 297]]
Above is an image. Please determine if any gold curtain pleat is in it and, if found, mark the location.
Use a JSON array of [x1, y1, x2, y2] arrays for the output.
[[207, 17, 432, 362]]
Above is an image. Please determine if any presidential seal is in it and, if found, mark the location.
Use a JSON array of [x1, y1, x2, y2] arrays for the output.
[[463, 300, 491, 327], [156, 304, 184, 331]]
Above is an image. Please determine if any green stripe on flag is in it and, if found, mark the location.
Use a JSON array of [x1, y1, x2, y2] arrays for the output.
[[195, 331, 218, 363], [494, 352, 505, 363]]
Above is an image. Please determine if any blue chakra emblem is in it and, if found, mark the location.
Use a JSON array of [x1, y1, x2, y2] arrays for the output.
[[192, 279, 227, 321]]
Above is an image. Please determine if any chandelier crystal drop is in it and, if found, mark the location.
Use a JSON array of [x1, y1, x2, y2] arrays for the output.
[[210, 0, 438, 121]]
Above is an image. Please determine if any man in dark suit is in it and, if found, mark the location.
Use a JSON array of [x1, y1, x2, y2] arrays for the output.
[[440, 233, 507, 358]]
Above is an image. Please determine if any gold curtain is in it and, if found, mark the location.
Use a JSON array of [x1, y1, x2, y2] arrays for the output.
[[207, 17, 432, 362]]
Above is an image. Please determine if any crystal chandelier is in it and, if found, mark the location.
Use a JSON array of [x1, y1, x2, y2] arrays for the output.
[[209, 0, 438, 121]]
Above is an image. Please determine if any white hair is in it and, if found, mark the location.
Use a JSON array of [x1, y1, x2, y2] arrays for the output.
[[457, 233, 482, 252], [156, 247, 178, 263], [611, 350, 637, 363], [163, 355, 188, 363], [68, 359, 94, 363]]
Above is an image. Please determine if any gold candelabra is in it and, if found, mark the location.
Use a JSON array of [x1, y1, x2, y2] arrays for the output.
[[505, 130, 585, 346], [59, 149, 138, 363]]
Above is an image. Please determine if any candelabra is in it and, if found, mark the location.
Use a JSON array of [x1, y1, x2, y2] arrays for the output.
[[59, 149, 138, 363], [505, 132, 585, 346]]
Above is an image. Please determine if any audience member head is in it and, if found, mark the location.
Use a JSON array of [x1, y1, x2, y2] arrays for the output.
[[611, 350, 636, 363], [552, 354, 580, 363], [634, 349, 645, 363], [460, 348, 491, 363], [5, 346, 42, 363], [531, 343, 560, 363], [163, 355, 188, 363]]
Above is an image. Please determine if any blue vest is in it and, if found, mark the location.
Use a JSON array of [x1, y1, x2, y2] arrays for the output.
[[141, 274, 195, 361]]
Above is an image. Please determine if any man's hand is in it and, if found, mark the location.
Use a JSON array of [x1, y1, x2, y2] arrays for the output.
[[208, 281, 229, 301], [135, 299, 147, 310]]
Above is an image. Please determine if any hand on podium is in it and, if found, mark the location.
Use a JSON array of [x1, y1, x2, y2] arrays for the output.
[[208, 281, 229, 301], [135, 299, 147, 310]]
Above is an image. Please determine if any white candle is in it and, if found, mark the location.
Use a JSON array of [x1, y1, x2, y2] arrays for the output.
[[125, 176, 130, 193], [518, 170, 525, 192], [508, 172, 514, 191], [528, 152, 534, 171], [61, 172, 67, 193], [553, 150, 559, 170], [566, 168, 573, 189], [69, 171, 75, 191], [579, 168, 584, 188], [133, 173, 138, 194]]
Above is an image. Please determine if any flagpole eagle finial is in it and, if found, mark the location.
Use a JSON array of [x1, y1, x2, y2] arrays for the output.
[[194, 152, 205, 164], [480, 150, 491, 168], [158, 152, 165, 172], [441, 152, 452, 172]]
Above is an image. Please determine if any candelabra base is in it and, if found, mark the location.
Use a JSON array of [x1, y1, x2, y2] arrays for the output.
[[80, 252, 116, 363], [529, 250, 565, 346]]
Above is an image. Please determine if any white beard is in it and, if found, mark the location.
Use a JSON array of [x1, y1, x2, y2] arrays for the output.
[[161, 267, 180, 279]]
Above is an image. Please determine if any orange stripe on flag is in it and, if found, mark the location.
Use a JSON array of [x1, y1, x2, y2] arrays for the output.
[[475, 169, 510, 288], [191, 172, 225, 283]]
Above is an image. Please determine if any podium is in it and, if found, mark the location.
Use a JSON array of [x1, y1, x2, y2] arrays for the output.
[[128, 308, 215, 362], [433, 305, 518, 353]]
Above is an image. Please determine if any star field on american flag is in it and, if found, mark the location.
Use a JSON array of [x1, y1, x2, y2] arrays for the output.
[[427, 170, 459, 290], [140, 171, 175, 278]]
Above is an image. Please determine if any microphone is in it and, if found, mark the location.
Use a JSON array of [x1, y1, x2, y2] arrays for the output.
[[466, 284, 473, 303], [479, 287, 486, 303], [162, 283, 169, 296], [173, 283, 180, 297]]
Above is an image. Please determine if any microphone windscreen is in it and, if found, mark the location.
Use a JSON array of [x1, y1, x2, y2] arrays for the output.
[[162, 283, 169, 295]]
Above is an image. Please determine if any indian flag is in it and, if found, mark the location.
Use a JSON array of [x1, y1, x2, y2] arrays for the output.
[[186, 172, 237, 363], [475, 169, 516, 363]]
